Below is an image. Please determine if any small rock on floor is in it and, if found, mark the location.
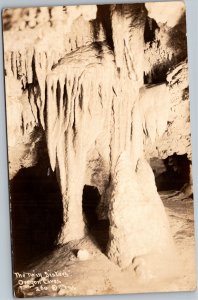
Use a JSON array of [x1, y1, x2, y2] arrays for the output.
[[77, 249, 90, 261]]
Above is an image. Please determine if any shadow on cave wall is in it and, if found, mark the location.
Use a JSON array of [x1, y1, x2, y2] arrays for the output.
[[83, 185, 109, 253], [144, 17, 159, 44], [151, 154, 191, 192], [91, 5, 114, 50], [10, 153, 63, 271], [143, 12, 187, 85]]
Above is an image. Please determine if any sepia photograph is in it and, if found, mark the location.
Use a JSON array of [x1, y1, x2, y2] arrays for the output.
[[2, 1, 197, 297]]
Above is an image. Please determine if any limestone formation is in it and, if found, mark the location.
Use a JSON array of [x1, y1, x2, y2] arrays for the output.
[[107, 153, 174, 270], [3, 2, 192, 274], [145, 60, 191, 160]]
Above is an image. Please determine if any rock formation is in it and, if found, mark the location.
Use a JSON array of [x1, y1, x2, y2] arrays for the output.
[[3, 2, 191, 275]]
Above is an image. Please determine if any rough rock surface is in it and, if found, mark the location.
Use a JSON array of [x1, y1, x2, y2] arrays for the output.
[[5, 75, 41, 179], [145, 60, 191, 160], [107, 153, 175, 273]]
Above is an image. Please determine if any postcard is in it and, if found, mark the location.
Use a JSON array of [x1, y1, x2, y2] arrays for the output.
[[2, 1, 196, 297]]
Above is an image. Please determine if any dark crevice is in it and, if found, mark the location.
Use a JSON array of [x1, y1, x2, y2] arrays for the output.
[[151, 154, 191, 192], [144, 17, 159, 44], [10, 143, 63, 271], [56, 80, 61, 117], [92, 5, 114, 51], [82, 185, 109, 252]]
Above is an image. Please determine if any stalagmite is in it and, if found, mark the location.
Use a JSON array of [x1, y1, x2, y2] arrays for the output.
[[107, 153, 175, 273]]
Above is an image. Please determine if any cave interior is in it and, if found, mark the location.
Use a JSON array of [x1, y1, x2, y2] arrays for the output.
[[3, 3, 192, 274]]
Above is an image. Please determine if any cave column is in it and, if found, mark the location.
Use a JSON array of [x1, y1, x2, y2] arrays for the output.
[[59, 175, 85, 244], [107, 5, 176, 273], [56, 132, 87, 244], [110, 4, 146, 171]]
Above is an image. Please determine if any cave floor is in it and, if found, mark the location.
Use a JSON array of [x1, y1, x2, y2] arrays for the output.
[[14, 191, 196, 297]]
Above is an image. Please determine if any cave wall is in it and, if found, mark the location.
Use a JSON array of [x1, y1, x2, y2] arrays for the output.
[[3, 2, 191, 270], [144, 61, 191, 160]]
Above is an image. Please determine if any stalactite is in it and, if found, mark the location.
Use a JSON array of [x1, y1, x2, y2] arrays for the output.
[[111, 4, 145, 86], [26, 48, 34, 84], [144, 39, 175, 82], [3, 5, 97, 32], [37, 7, 50, 26], [11, 51, 17, 79], [28, 8, 37, 28], [43, 42, 122, 243], [34, 51, 47, 128], [29, 92, 38, 124], [3, 6, 98, 130]]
